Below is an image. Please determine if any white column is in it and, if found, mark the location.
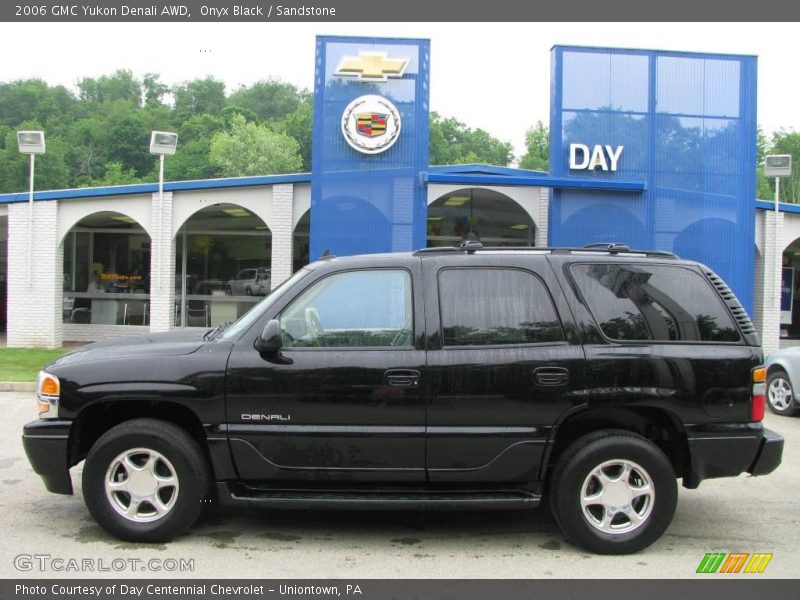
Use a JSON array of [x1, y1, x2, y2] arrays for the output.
[[270, 183, 294, 287], [757, 210, 783, 355], [7, 201, 63, 348], [149, 191, 175, 333], [536, 187, 550, 247]]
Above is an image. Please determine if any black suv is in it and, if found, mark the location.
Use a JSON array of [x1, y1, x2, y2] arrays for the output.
[[23, 244, 783, 554]]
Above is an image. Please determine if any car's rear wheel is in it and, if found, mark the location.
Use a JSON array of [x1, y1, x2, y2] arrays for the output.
[[767, 369, 799, 416], [549, 430, 677, 554], [82, 418, 209, 542]]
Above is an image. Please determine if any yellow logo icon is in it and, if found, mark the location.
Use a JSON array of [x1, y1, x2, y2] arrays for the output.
[[334, 52, 409, 82]]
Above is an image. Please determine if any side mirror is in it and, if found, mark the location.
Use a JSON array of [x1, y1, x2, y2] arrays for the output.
[[255, 319, 282, 353]]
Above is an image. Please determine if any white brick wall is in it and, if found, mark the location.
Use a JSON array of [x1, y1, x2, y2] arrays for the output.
[[755, 210, 783, 355], [149, 192, 175, 332], [7, 201, 62, 348], [536, 188, 550, 246], [270, 184, 294, 287]]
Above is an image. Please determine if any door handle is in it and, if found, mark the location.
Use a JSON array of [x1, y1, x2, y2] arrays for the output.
[[534, 367, 569, 386], [385, 369, 421, 388]]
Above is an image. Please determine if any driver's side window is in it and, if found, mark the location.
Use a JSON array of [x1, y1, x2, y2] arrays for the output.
[[279, 269, 413, 348]]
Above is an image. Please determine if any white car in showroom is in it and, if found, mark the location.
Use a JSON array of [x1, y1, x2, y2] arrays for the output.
[[226, 268, 271, 296]]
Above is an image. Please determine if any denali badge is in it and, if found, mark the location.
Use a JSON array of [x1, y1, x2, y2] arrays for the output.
[[241, 414, 291, 422]]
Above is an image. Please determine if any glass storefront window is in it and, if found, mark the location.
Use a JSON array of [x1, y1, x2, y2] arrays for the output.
[[426, 188, 535, 248], [174, 204, 272, 328], [62, 212, 150, 325]]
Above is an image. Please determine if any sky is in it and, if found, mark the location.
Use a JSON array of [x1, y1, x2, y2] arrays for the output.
[[1, 22, 798, 160]]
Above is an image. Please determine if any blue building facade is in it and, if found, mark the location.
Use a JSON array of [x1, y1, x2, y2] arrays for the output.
[[549, 46, 758, 313], [308, 38, 758, 313], [310, 35, 430, 260], [0, 36, 766, 347]]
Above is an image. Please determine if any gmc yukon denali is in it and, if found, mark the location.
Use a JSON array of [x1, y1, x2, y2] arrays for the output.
[[22, 243, 784, 554]]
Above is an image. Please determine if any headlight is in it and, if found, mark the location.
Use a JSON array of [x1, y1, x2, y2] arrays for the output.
[[36, 371, 60, 419]]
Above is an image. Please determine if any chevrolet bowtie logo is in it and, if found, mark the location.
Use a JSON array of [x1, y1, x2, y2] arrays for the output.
[[334, 51, 409, 82]]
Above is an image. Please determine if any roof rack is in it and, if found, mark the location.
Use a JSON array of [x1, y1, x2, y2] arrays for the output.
[[413, 242, 678, 259]]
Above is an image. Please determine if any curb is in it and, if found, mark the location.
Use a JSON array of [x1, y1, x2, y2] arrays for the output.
[[0, 382, 35, 392]]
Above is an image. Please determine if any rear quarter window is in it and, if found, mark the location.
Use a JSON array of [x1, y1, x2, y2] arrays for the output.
[[569, 263, 740, 343]]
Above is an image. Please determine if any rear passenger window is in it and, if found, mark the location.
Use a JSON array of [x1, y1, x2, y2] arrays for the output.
[[570, 263, 740, 342], [438, 268, 564, 346]]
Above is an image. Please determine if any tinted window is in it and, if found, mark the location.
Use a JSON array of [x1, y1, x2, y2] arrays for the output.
[[570, 263, 740, 342], [280, 269, 413, 348], [439, 268, 563, 346]]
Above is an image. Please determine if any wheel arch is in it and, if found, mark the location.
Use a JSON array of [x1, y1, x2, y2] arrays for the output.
[[67, 400, 221, 478], [542, 406, 689, 483]]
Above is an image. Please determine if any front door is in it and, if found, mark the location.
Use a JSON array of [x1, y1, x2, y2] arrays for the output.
[[226, 266, 426, 482]]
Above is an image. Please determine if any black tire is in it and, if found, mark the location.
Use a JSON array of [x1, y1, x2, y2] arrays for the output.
[[549, 430, 677, 554], [82, 418, 209, 543], [766, 369, 799, 416], [245, 287, 252, 296]]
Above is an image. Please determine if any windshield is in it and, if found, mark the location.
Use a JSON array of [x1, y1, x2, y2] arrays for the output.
[[217, 267, 312, 341]]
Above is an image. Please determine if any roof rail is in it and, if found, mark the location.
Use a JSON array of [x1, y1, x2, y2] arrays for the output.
[[413, 244, 678, 259]]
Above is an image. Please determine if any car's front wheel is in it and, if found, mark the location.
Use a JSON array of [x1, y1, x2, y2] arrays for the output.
[[549, 430, 678, 554], [82, 418, 209, 542], [767, 369, 799, 416]]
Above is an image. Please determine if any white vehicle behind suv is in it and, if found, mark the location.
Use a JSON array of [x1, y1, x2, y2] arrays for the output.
[[226, 268, 271, 296]]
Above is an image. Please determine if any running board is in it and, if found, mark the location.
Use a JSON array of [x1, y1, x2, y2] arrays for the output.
[[215, 483, 541, 511]]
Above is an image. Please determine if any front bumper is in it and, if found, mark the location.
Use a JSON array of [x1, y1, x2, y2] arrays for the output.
[[22, 419, 73, 495], [683, 424, 784, 489]]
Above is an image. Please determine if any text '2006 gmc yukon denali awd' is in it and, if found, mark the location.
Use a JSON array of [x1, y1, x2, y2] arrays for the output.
[[22, 243, 783, 554]]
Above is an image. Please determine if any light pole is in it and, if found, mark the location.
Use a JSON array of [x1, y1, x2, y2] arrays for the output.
[[149, 131, 178, 295], [17, 131, 45, 288], [764, 155, 793, 321]]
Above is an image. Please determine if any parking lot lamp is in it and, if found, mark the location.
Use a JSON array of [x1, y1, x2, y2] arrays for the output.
[[17, 131, 45, 287]]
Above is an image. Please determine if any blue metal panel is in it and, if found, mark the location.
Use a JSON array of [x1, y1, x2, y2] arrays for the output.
[[310, 36, 430, 260], [550, 46, 757, 314], [423, 172, 646, 192], [0, 173, 312, 204], [755, 200, 800, 215]]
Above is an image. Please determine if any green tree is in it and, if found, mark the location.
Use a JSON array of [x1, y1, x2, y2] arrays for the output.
[[227, 80, 304, 122], [429, 112, 513, 166], [88, 162, 143, 186], [163, 114, 225, 181], [209, 115, 303, 176], [766, 129, 800, 203], [173, 77, 226, 121], [520, 121, 549, 171], [0, 126, 70, 192], [142, 73, 168, 108], [78, 70, 142, 105], [0, 79, 76, 131], [275, 97, 312, 171], [756, 127, 772, 199]]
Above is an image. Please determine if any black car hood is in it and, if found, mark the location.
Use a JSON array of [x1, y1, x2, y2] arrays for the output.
[[48, 328, 210, 367]]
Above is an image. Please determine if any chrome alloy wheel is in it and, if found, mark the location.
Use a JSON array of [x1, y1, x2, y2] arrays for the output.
[[768, 376, 794, 411], [580, 459, 655, 535], [104, 448, 179, 523]]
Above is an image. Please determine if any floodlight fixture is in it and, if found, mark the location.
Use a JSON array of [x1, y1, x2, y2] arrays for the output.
[[149, 131, 178, 156]]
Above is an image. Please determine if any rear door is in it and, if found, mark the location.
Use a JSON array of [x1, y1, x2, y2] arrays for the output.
[[423, 255, 585, 483], [566, 260, 758, 424]]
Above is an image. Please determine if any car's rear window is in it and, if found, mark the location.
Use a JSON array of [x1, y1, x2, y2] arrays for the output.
[[570, 263, 740, 343]]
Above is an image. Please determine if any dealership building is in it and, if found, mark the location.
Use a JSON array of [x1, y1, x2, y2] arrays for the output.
[[0, 37, 796, 352]]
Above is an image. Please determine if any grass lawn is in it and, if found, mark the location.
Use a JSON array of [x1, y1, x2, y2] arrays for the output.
[[0, 348, 70, 381]]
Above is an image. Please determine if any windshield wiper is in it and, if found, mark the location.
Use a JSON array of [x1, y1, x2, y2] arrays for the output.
[[204, 321, 232, 341]]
